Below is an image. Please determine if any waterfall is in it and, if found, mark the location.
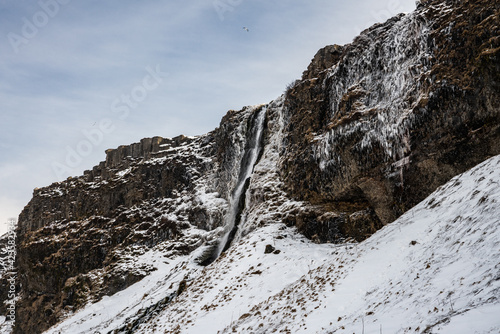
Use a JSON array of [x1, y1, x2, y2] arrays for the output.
[[215, 107, 266, 259]]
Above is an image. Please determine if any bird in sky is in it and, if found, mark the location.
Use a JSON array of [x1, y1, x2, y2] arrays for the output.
[[243, 27, 249, 32]]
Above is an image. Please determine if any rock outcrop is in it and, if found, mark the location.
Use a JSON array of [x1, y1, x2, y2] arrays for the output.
[[281, 0, 499, 241], [5, 0, 499, 333]]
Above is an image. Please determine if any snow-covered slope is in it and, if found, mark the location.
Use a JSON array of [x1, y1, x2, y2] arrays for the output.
[[44, 154, 500, 333]]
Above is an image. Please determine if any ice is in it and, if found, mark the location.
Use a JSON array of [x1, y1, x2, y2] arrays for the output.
[[216, 106, 267, 258], [313, 9, 433, 178]]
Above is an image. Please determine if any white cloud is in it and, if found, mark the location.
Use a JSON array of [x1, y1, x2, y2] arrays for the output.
[[0, 196, 22, 236]]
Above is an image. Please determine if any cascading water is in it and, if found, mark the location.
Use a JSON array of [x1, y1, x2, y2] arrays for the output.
[[214, 107, 266, 260]]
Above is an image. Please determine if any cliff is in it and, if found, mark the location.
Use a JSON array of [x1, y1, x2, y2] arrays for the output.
[[2, 0, 499, 333]]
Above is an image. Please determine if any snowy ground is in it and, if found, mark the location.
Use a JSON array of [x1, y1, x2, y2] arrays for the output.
[[37, 154, 500, 334], [42, 228, 208, 334]]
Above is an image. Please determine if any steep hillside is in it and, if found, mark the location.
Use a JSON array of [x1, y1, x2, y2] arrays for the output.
[[44, 153, 500, 334], [2, 0, 499, 333]]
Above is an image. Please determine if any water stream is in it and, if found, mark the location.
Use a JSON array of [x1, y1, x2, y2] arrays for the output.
[[215, 107, 266, 259]]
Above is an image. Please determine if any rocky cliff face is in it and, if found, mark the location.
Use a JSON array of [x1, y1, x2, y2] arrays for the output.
[[282, 0, 499, 241], [5, 0, 499, 333]]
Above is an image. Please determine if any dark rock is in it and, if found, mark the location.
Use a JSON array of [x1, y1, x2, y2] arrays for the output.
[[264, 245, 275, 254], [280, 0, 500, 242], [176, 280, 187, 296]]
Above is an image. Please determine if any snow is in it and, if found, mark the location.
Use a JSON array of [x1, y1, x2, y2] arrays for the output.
[[115, 167, 132, 178], [223, 154, 500, 334], [42, 154, 500, 333], [0, 316, 11, 334], [436, 304, 500, 334], [44, 229, 207, 334], [135, 224, 338, 334]]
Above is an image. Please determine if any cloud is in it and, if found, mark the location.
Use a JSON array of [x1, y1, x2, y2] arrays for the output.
[[0, 197, 21, 236], [0, 169, 27, 234]]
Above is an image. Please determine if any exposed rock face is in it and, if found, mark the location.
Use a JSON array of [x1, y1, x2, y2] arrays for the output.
[[14, 133, 207, 332], [8, 0, 500, 333], [281, 0, 499, 240]]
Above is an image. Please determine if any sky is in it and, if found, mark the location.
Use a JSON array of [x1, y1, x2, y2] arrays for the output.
[[0, 0, 416, 235]]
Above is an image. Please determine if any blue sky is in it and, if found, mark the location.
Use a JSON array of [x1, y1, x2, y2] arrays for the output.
[[0, 0, 416, 235]]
